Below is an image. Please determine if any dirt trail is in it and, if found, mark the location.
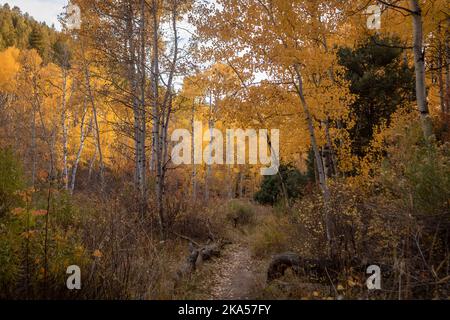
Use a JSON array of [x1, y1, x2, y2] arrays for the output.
[[208, 244, 258, 300]]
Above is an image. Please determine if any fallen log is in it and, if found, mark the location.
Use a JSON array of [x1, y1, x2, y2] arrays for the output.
[[267, 252, 302, 282], [267, 252, 341, 283], [174, 235, 232, 281], [199, 243, 221, 262]]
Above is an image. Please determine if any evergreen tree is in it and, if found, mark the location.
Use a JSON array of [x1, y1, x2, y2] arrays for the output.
[[254, 164, 309, 206], [338, 36, 416, 156]]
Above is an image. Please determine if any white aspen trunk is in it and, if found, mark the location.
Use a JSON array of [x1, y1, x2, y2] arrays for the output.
[[437, 25, 446, 114], [293, 64, 335, 257], [409, 0, 434, 139], [153, 0, 179, 237], [127, 2, 146, 216], [151, 0, 164, 237], [191, 101, 197, 202], [70, 99, 91, 194], [205, 91, 214, 202], [139, 0, 147, 213], [323, 119, 337, 177], [61, 68, 69, 190], [83, 58, 105, 188]]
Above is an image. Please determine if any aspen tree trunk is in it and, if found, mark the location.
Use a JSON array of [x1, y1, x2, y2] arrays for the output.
[[409, 0, 434, 139], [205, 91, 214, 202], [226, 129, 233, 199], [87, 75, 104, 188], [324, 119, 337, 177], [81, 43, 105, 188], [437, 24, 446, 114], [139, 0, 147, 213], [61, 67, 69, 190], [151, 0, 164, 237], [191, 101, 197, 202], [293, 65, 335, 257], [30, 73, 39, 187], [322, 36, 340, 177], [70, 99, 91, 194], [151, 0, 179, 237], [127, 2, 147, 216]]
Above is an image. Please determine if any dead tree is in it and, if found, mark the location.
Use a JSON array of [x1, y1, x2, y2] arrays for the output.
[[174, 233, 231, 281]]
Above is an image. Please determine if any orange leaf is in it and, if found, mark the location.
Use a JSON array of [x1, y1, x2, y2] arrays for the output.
[[93, 249, 103, 258]]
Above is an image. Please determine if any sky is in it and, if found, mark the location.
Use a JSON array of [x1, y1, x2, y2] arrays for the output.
[[0, 0, 67, 29]]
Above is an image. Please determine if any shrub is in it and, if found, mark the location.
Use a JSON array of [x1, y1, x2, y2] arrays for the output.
[[251, 215, 292, 258], [254, 164, 309, 206], [0, 148, 24, 216], [226, 200, 256, 227]]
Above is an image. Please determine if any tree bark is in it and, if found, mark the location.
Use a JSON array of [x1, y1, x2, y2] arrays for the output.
[[82, 47, 105, 188], [127, 1, 147, 217], [70, 99, 92, 194], [437, 24, 446, 114], [409, 0, 434, 139], [151, 0, 165, 237], [61, 67, 69, 190], [191, 101, 197, 202], [293, 64, 335, 258]]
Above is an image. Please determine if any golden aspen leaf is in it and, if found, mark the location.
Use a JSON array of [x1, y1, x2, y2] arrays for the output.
[[93, 249, 103, 258]]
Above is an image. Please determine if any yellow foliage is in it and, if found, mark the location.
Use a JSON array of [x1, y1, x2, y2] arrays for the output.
[[0, 47, 20, 92]]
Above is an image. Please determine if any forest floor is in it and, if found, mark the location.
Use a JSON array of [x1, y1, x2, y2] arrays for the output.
[[208, 243, 257, 300], [182, 211, 270, 300], [186, 239, 267, 300]]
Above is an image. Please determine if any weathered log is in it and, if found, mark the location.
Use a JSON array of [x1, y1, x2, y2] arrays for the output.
[[267, 252, 302, 282], [175, 238, 232, 282], [199, 243, 221, 262], [267, 253, 341, 283]]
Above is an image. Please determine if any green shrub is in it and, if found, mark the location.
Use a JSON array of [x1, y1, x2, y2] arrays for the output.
[[254, 164, 309, 206]]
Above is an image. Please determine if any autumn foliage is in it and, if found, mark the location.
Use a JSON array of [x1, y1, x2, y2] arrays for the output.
[[0, 1, 449, 299]]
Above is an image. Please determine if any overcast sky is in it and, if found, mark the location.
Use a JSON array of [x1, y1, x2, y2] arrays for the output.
[[0, 0, 67, 29]]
